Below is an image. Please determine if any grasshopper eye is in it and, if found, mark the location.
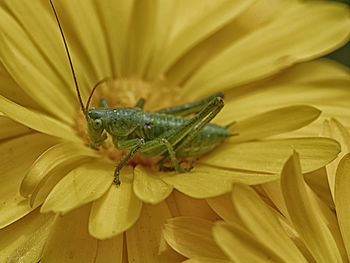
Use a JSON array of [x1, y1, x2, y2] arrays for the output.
[[93, 119, 102, 129]]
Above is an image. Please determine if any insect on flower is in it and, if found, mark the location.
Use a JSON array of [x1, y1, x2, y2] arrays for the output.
[[49, 0, 236, 185]]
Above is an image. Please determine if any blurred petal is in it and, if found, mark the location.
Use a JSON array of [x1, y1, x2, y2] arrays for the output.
[[133, 166, 173, 204], [94, 234, 123, 263], [0, 95, 78, 141], [126, 202, 185, 263], [213, 222, 283, 263], [161, 165, 276, 198], [20, 142, 98, 198], [201, 138, 340, 173], [183, 259, 231, 263], [281, 152, 342, 263], [0, 134, 57, 228], [0, 209, 54, 263], [335, 154, 350, 259], [182, 1, 350, 99], [41, 160, 113, 215], [41, 205, 98, 263], [0, 115, 31, 140], [232, 184, 307, 262], [228, 105, 321, 143], [89, 167, 142, 239], [164, 217, 227, 260], [206, 194, 239, 224]]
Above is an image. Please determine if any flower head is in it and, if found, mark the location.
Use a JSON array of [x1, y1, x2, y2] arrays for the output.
[[0, 0, 349, 261]]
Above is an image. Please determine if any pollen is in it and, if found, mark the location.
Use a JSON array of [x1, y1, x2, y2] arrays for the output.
[[74, 76, 181, 170]]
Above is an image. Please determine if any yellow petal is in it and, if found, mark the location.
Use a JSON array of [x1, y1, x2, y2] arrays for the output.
[[213, 222, 284, 263], [206, 194, 239, 223], [183, 259, 231, 263], [201, 137, 340, 173], [20, 142, 98, 198], [164, 217, 228, 260], [0, 95, 78, 142], [228, 105, 321, 143], [182, 1, 350, 99], [0, 115, 31, 140], [218, 60, 350, 136], [126, 202, 185, 263], [281, 151, 342, 263], [94, 234, 124, 263], [41, 204, 98, 263], [335, 154, 350, 259], [0, 3, 77, 122], [0, 134, 57, 228], [0, 209, 54, 263], [41, 160, 113, 215], [89, 167, 142, 239], [232, 184, 307, 262], [158, 0, 253, 74], [133, 166, 173, 204], [170, 191, 219, 221], [161, 165, 276, 198]]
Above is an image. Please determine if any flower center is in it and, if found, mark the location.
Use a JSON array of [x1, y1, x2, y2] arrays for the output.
[[75, 77, 181, 169]]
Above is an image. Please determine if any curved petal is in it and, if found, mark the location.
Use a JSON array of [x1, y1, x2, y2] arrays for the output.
[[164, 217, 228, 260], [126, 202, 185, 263], [206, 194, 239, 224], [200, 137, 340, 173], [41, 160, 114, 215], [281, 152, 342, 263], [0, 133, 57, 229], [41, 204, 98, 263], [133, 166, 173, 204], [89, 167, 142, 239], [0, 95, 79, 142], [213, 222, 284, 263], [232, 184, 307, 262], [335, 154, 350, 259], [161, 165, 276, 198], [181, 1, 350, 99], [0, 115, 31, 140], [0, 209, 54, 263], [20, 142, 98, 198], [227, 105, 321, 143], [0, 1, 77, 122]]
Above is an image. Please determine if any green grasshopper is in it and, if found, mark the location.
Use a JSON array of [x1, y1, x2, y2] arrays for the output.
[[49, 0, 234, 185]]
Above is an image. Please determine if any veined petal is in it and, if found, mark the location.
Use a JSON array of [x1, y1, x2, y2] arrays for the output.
[[157, 0, 254, 75], [200, 138, 340, 173], [161, 165, 276, 198], [182, 1, 350, 99], [0, 209, 54, 263], [335, 154, 350, 259], [41, 205, 98, 263], [0, 115, 31, 140], [213, 222, 284, 263], [41, 160, 113, 215], [0, 2, 77, 123], [133, 166, 173, 204], [0, 134, 57, 228], [281, 152, 342, 263], [164, 217, 228, 260], [228, 105, 321, 142], [89, 167, 142, 239], [0, 95, 79, 142], [232, 184, 307, 262], [126, 202, 185, 263], [20, 142, 98, 198]]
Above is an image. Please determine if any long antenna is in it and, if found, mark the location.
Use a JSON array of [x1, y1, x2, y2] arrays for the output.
[[49, 0, 86, 114]]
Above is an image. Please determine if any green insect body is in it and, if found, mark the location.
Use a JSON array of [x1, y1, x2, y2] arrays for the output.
[[49, 0, 234, 185]]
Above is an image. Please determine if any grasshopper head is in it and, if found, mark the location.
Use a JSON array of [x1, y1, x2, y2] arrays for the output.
[[87, 108, 107, 150]]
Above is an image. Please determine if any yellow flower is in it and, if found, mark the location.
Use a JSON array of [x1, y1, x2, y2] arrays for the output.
[[0, 0, 349, 261], [164, 121, 350, 262]]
